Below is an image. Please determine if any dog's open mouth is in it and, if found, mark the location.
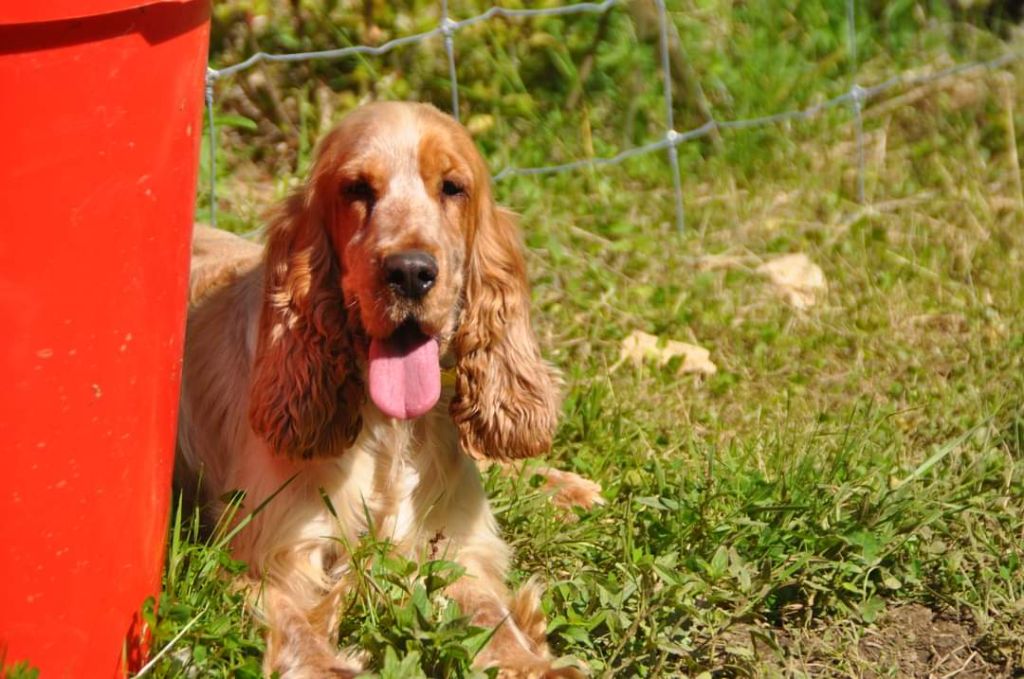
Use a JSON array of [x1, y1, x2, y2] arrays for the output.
[[367, 321, 441, 420]]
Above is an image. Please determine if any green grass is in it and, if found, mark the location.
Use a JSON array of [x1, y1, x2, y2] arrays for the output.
[[0, 661, 39, 679], [140, 1, 1024, 677]]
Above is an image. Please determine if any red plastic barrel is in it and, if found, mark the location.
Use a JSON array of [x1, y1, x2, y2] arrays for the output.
[[0, 1, 210, 675]]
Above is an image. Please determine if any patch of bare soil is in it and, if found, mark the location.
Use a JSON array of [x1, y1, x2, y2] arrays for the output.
[[713, 605, 1013, 677], [856, 605, 1005, 678]]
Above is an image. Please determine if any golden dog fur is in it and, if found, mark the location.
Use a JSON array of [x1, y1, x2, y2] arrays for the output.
[[177, 102, 588, 678]]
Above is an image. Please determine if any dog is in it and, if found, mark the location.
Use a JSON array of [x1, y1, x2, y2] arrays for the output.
[[176, 101, 588, 678]]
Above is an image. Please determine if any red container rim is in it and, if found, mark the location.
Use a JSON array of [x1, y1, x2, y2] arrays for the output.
[[1, 0, 197, 25]]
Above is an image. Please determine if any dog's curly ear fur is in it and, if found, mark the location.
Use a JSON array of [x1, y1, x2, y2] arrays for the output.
[[450, 206, 561, 461], [249, 192, 364, 459]]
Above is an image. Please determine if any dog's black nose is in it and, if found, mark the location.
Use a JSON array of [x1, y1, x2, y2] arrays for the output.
[[383, 250, 438, 300]]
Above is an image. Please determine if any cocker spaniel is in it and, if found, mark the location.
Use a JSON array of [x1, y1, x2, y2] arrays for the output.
[[176, 102, 589, 678]]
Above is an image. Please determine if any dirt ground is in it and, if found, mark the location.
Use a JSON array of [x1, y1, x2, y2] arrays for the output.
[[856, 605, 1004, 678], [716, 604, 1018, 677]]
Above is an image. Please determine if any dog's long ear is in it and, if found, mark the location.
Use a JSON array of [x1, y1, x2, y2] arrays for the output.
[[249, 191, 364, 459], [450, 205, 560, 461]]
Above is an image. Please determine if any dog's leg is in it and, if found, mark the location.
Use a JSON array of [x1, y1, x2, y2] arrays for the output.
[[433, 461, 587, 679], [444, 560, 585, 679], [259, 582, 363, 679]]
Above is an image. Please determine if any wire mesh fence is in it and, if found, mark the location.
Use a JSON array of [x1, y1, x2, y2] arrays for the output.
[[203, 0, 1024, 231]]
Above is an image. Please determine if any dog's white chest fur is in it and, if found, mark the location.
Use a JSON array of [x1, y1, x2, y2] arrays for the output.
[[224, 403, 472, 592]]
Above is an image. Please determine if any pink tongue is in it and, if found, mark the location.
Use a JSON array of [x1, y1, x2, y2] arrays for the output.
[[368, 331, 441, 419]]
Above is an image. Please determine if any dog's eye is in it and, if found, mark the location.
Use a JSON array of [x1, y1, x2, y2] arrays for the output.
[[441, 179, 465, 198], [343, 180, 376, 203]]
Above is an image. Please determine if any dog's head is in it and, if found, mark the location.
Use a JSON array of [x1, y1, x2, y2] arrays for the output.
[[249, 101, 559, 461]]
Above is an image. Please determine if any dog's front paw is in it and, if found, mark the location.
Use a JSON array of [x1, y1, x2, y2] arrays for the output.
[[485, 582, 590, 678], [266, 649, 364, 679], [494, 657, 589, 679], [265, 623, 365, 679], [544, 662, 589, 679]]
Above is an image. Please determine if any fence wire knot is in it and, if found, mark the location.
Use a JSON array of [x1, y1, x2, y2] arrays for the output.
[[850, 83, 867, 109], [665, 129, 681, 146], [440, 17, 458, 37]]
